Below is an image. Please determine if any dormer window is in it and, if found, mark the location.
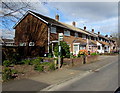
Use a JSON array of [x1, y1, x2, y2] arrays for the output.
[[51, 26, 56, 33], [64, 29, 70, 36], [75, 32, 78, 37]]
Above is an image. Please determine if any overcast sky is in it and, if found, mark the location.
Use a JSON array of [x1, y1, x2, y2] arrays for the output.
[[1, 1, 118, 38]]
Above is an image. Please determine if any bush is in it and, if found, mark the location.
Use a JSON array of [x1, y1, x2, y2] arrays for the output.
[[77, 54, 83, 57], [21, 59, 31, 65], [90, 52, 98, 56], [31, 57, 42, 65], [3, 60, 12, 67], [49, 63, 55, 71], [2, 67, 12, 81], [11, 69, 18, 75], [54, 41, 70, 58], [34, 64, 44, 72]]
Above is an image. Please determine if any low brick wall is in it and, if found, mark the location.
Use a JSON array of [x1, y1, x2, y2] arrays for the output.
[[43, 55, 99, 67], [86, 55, 99, 64], [63, 55, 99, 67]]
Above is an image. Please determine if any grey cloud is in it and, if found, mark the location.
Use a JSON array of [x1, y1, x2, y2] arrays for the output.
[[49, 2, 118, 22]]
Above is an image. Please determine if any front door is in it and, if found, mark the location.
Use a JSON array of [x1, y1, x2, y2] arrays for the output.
[[73, 44, 79, 55]]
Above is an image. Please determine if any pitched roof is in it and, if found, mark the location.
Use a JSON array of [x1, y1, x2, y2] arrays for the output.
[[79, 28, 98, 37], [89, 40, 97, 45], [2, 39, 14, 43], [98, 41, 109, 46], [73, 38, 87, 45], [59, 22, 90, 35], [13, 10, 90, 35], [0, 38, 4, 43]]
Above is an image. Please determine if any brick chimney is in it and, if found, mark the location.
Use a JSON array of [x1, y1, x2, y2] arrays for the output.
[[84, 26, 86, 30], [72, 21, 76, 27], [105, 35, 108, 37], [55, 14, 59, 21], [92, 29, 94, 33], [98, 32, 100, 35]]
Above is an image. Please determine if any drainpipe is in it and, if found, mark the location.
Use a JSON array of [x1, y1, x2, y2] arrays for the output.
[[48, 24, 51, 54], [86, 38, 89, 51]]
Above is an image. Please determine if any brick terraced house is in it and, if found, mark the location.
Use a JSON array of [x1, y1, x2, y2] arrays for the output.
[[14, 10, 118, 56]]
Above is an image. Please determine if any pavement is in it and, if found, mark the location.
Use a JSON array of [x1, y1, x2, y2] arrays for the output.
[[46, 56, 118, 91], [2, 55, 118, 92]]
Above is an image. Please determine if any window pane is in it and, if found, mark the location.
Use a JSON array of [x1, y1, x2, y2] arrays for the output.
[[64, 30, 70, 36], [75, 32, 78, 37], [51, 27, 56, 33]]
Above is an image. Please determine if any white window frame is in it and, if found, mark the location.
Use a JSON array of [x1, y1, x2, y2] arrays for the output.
[[64, 29, 70, 36], [19, 42, 26, 46], [29, 42, 35, 46], [73, 43, 80, 55], [82, 34, 86, 39], [75, 32, 78, 37], [51, 26, 56, 33]]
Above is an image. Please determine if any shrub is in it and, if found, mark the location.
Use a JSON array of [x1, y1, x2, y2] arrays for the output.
[[21, 59, 31, 65], [2, 67, 12, 81], [77, 54, 83, 57], [11, 69, 18, 75], [31, 57, 42, 65], [49, 63, 55, 71], [90, 52, 98, 56], [54, 41, 70, 58], [79, 49, 88, 56], [3, 60, 12, 67], [34, 64, 44, 72], [42, 62, 51, 65]]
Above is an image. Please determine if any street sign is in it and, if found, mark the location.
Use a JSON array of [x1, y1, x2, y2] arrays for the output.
[[58, 33, 63, 41]]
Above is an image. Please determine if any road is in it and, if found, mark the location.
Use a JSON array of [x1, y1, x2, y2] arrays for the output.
[[51, 56, 118, 91]]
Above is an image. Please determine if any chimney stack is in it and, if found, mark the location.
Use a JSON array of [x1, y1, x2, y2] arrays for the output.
[[72, 21, 76, 27], [98, 32, 100, 35], [84, 26, 86, 30], [55, 14, 59, 21], [105, 35, 108, 37], [92, 29, 94, 33]]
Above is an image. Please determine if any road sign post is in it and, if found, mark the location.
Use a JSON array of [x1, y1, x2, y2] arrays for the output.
[[58, 33, 63, 69]]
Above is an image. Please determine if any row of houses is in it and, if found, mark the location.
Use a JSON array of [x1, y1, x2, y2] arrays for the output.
[[4, 10, 118, 56]]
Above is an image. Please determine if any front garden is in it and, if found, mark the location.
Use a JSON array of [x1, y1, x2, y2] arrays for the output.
[[3, 41, 117, 82]]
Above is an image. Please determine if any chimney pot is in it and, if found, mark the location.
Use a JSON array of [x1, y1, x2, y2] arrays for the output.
[[110, 35, 112, 37], [105, 35, 108, 37], [98, 32, 100, 35], [84, 26, 86, 30], [72, 21, 76, 27], [92, 29, 94, 33], [55, 14, 59, 21]]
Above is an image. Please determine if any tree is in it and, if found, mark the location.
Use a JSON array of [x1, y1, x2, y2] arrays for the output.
[[1, 1, 48, 38], [54, 41, 70, 58]]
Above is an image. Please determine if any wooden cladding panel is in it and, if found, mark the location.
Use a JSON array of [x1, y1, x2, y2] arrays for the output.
[[15, 13, 48, 47]]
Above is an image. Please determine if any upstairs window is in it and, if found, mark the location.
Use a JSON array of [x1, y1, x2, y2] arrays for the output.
[[64, 29, 70, 36], [51, 26, 56, 33], [75, 32, 78, 37], [89, 36, 91, 40], [82, 34, 86, 39]]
